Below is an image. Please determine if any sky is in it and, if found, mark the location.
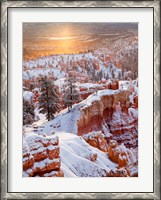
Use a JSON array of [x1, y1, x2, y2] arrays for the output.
[[23, 22, 138, 55]]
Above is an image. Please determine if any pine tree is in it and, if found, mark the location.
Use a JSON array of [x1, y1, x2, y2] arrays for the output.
[[121, 68, 124, 80], [106, 72, 109, 80], [112, 70, 115, 80], [63, 73, 80, 111], [38, 76, 60, 121], [23, 98, 35, 125], [98, 70, 103, 81], [118, 71, 122, 80]]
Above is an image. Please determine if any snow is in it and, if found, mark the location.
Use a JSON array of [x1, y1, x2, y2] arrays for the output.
[[24, 133, 58, 148], [23, 91, 33, 102], [119, 143, 127, 153], [54, 78, 66, 91], [23, 68, 65, 80], [43, 170, 60, 177], [119, 80, 138, 96], [23, 169, 33, 177], [33, 158, 60, 169], [61, 163, 77, 177], [23, 108, 47, 136], [104, 131, 112, 138], [56, 132, 117, 177], [79, 82, 101, 89], [128, 107, 138, 119], [83, 131, 104, 140], [47, 145, 59, 151]]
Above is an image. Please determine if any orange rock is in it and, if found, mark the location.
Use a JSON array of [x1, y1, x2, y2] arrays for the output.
[[23, 134, 64, 177], [47, 147, 60, 159], [23, 157, 34, 171], [108, 140, 129, 166], [33, 159, 61, 173], [47, 170, 64, 177], [108, 146, 119, 163], [35, 169, 64, 177], [89, 153, 98, 162], [97, 137, 108, 152], [134, 95, 138, 108], [77, 90, 132, 136], [83, 131, 108, 152], [32, 152, 47, 162], [45, 160, 61, 171], [23, 169, 34, 177], [118, 153, 128, 167], [107, 168, 129, 177], [88, 139, 98, 148]]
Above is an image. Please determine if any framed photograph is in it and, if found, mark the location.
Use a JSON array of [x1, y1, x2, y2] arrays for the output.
[[1, 0, 160, 199]]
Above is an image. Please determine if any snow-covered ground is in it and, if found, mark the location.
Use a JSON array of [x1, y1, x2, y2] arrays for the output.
[[56, 132, 117, 177], [23, 52, 122, 81]]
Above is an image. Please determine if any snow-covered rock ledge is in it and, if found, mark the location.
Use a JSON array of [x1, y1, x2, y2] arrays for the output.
[[23, 133, 64, 177], [77, 89, 132, 135]]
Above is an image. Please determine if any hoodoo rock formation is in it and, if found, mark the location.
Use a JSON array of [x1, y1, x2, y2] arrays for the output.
[[108, 140, 128, 167], [83, 131, 108, 152], [82, 133, 138, 176], [23, 134, 64, 177]]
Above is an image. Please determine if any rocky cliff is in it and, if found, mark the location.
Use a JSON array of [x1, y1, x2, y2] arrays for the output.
[[77, 89, 138, 148], [23, 133, 64, 177]]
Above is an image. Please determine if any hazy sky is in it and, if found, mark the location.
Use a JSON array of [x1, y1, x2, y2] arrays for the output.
[[23, 23, 138, 40], [23, 23, 138, 55]]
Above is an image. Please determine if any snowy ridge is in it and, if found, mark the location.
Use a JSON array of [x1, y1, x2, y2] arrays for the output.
[[56, 132, 117, 177], [24, 89, 119, 136]]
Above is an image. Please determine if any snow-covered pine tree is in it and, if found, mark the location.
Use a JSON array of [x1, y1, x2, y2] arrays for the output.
[[107, 72, 110, 80], [98, 70, 103, 81], [63, 72, 80, 111], [38, 76, 60, 121], [118, 71, 122, 80], [23, 98, 35, 125], [112, 69, 115, 80]]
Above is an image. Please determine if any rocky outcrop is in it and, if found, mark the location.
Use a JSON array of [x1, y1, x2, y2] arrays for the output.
[[108, 140, 138, 176], [108, 140, 128, 167], [78, 90, 130, 133], [80, 81, 119, 100], [23, 133, 64, 177], [83, 131, 108, 152], [77, 89, 138, 148], [133, 95, 138, 108], [107, 168, 129, 177]]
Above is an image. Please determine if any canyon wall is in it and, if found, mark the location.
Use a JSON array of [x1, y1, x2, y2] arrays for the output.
[[77, 90, 138, 148]]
